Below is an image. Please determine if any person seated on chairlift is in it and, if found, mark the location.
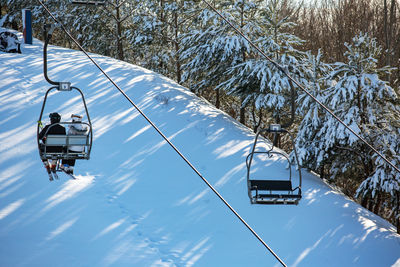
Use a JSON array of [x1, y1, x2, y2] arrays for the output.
[[39, 112, 66, 177], [61, 114, 88, 174]]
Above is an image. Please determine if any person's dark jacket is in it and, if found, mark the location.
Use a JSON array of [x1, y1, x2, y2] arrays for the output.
[[39, 123, 66, 153]]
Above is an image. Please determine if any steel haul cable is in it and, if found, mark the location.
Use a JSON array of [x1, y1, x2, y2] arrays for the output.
[[201, 0, 400, 175], [37, 1, 287, 266]]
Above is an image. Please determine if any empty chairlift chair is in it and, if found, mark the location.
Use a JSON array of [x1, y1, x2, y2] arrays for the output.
[[246, 124, 302, 205]]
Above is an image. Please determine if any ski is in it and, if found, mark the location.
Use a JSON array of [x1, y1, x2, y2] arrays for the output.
[[61, 169, 77, 180], [51, 169, 59, 180], [47, 171, 54, 181]]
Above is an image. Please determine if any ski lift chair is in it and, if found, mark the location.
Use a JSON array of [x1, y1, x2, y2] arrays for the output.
[[246, 124, 302, 205], [37, 24, 93, 165]]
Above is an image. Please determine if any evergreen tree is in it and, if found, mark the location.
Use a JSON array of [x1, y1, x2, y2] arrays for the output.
[[68, 0, 133, 60], [218, 0, 304, 131], [181, 0, 265, 121], [124, 0, 161, 67], [1, 0, 61, 41], [67, 3, 107, 53], [126, 0, 198, 82], [307, 33, 400, 231], [320, 33, 397, 175], [295, 50, 330, 174]]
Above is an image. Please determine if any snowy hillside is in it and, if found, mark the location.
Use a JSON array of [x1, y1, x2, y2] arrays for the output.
[[1, 29, 400, 267]]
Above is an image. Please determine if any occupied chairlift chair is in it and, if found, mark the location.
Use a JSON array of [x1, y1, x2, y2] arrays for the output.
[[246, 124, 302, 204], [37, 24, 93, 167]]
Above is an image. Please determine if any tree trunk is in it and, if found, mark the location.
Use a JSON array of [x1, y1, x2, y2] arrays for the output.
[[240, 98, 246, 124], [320, 164, 325, 179], [159, 0, 166, 70], [174, 11, 181, 83], [373, 192, 381, 214], [116, 1, 124, 61], [239, 1, 246, 126], [361, 195, 369, 209], [215, 88, 220, 109], [383, 0, 396, 81]]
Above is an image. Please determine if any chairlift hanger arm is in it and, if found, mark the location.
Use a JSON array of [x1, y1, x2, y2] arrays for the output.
[[71, 86, 92, 125], [37, 86, 58, 127], [43, 24, 59, 86], [43, 24, 73, 90]]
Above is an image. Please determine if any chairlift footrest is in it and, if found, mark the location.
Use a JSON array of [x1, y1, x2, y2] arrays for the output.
[[257, 193, 302, 199]]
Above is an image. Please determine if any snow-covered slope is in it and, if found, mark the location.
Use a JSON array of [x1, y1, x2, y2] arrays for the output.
[[1, 30, 399, 267]]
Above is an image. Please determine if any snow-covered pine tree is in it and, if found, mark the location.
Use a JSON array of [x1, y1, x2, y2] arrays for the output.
[[358, 120, 400, 234], [217, 0, 304, 132], [295, 50, 331, 174], [69, 0, 133, 60], [67, 2, 110, 53], [311, 33, 400, 230], [100, 0, 134, 61], [181, 0, 264, 120], [1, 0, 38, 30], [124, 0, 161, 67], [125, 0, 198, 82]]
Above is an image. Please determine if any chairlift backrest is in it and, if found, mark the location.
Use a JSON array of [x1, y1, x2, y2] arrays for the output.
[[46, 135, 89, 146]]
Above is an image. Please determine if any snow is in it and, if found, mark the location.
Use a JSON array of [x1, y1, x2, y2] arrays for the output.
[[1, 29, 400, 267]]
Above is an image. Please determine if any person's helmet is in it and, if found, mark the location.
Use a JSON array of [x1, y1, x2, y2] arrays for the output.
[[71, 114, 82, 122], [49, 112, 61, 124]]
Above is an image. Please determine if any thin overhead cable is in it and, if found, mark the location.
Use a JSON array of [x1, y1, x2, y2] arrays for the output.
[[201, 0, 400, 175], [36, 1, 287, 266]]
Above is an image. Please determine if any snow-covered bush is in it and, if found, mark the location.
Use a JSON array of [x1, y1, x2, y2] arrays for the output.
[[0, 30, 21, 53]]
